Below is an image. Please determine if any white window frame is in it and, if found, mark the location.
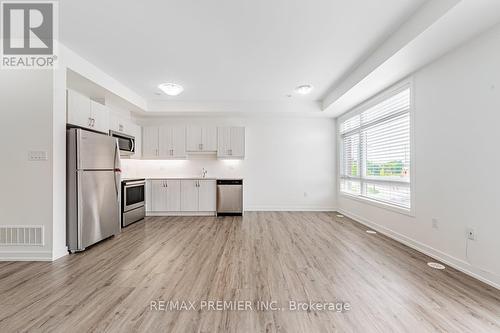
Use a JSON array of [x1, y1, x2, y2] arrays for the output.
[[337, 79, 415, 216]]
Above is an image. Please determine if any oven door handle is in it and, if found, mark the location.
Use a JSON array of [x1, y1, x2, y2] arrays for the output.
[[124, 181, 146, 187]]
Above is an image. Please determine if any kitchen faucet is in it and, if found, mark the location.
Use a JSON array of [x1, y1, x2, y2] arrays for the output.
[[202, 168, 207, 178]]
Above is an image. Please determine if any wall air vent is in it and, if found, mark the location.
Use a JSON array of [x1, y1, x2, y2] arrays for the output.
[[0, 226, 44, 246]]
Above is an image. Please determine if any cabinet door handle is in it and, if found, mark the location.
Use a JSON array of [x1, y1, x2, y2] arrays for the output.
[[165, 181, 168, 188], [92, 118, 96, 127], [88, 117, 92, 127]]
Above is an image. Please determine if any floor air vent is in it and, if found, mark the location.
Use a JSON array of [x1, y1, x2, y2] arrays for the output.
[[0, 226, 44, 246]]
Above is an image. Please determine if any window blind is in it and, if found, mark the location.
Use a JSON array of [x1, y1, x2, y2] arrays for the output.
[[339, 87, 411, 209]]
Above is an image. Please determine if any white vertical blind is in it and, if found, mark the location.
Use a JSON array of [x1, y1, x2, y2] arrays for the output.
[[339, 86, 411, 209]]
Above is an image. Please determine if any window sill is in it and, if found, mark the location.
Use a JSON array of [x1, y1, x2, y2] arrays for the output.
[[339, 192, 415, 217]]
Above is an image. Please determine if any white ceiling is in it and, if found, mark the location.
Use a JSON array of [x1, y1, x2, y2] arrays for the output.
[[60, 0, 427, 104]]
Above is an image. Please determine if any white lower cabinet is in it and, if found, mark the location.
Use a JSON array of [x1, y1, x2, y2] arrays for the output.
[[150, 180, 181, 212], [181, 180, 199, 211], [198, 180, 217, 211], [148, 179, 216, 215]]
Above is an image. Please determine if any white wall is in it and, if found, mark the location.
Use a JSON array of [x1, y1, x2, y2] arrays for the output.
[[337, 24, 500, 288], [0, 70, 55, 260], [52, 64, 68, 260], [122, 116, 337, 211]]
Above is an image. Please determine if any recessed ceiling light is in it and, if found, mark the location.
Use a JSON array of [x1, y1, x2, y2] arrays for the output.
[[294, 84, 313, 95], [158, 83, 184, 96]]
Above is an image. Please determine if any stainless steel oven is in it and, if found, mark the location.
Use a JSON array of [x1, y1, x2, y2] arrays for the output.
[[110, 130, 135, 156], [121, 179, 145, 227]]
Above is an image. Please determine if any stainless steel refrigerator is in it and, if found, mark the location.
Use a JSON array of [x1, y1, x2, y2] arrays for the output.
[[67, 128, 121, 252]]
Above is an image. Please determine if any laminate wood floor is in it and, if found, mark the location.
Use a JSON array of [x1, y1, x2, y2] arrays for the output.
[[0, 212, 499, 332]]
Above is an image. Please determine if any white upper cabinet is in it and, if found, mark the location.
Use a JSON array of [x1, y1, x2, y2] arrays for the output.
[[171, 126, 187, 158], [217, 127, 245, 159], [202, 127, 218, 151], [158, 127, 171, 157], [187, 126, 217, 152], [143, 126, 186, 159], [67, 89, 109, 134], [159, 126, 187, 159], [186, 126, 202, 152], [90, 100, 110, 134], [230, 127, 245, 157], [142, 127, 159, 158], [109, 112, 135, 135], [67, 89, 91, 128]]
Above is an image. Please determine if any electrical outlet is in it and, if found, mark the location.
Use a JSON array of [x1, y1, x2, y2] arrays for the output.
[[432, 218, 439, 229], [466, 228, 476, 241], [28, 151, 48, 161]]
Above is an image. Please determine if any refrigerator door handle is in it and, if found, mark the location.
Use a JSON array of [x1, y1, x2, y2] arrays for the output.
[[113, 142, 121, 200]]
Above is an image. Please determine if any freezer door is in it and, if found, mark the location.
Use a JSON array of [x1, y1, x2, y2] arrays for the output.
[[78, 170, 120, 249], [76, 129, 119, 170]]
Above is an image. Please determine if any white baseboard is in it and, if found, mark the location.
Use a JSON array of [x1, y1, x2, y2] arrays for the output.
[[52, 246, 69, 260], [337, 208, 500, 291], [147, 211, 216, 217], [0, 250, 53, 261], [245, 206, 336, 212], [147, 208, 336, 216]]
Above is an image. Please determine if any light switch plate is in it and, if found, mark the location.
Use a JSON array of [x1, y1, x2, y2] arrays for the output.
[[29, 151, 48, 161]]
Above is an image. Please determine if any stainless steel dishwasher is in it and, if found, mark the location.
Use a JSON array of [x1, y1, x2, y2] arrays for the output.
[[216, 179, 243, 216]]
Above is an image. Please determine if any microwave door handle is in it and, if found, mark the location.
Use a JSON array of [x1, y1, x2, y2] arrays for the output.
[[131, 138, 135, 153]]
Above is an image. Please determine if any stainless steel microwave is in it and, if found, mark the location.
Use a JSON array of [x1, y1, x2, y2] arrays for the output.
[[109, 130, 135, 156]]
